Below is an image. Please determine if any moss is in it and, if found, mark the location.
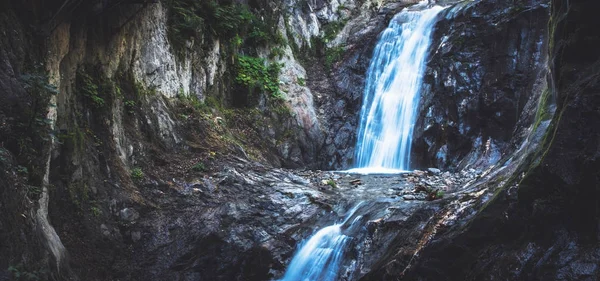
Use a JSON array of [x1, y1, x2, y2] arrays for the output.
[[531, 88, 552, 132]]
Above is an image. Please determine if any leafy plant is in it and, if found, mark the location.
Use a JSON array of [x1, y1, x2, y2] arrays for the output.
[[17, 165, 28, 175], [124, 100, 135, 108], [0, 147, 9, 164], [131, 167, 144, 183], [133, 81, 156, 97], [90, 206, 102, 217], [124, 100, 136, 114], [325, 45, 345, 70], [26, 185, 42, 197], [191, 162, 206, 172], [178, 93, 205, 111], [436, 190, 445, 198], [321, 20, 347, 43], [8, 264, 41, 281], [269, 46, 286, 59], [235, 56, 283, 99], [78, 71, 105, 108], [325, 179, 337, 188], [19, 71, 59, 139], [297, 76, 306, 86]]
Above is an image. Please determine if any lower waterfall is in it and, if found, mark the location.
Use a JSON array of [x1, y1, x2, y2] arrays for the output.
[[278, 203, 363, 281]]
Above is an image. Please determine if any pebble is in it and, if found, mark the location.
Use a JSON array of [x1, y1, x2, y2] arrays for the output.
[[428, 168, 442, 175]]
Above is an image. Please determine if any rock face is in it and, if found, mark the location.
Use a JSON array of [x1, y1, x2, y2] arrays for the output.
[[314, 0, 422, 169], [413, 0, 550, 171]]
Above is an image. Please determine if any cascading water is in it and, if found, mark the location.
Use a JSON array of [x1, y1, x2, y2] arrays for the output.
[[350, 3, 445, 174], [279, 203, 363, 281], [279, 4, 446, 280]]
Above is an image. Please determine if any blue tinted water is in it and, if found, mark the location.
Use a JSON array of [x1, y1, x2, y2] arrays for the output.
[[353, 4, 445, 174]]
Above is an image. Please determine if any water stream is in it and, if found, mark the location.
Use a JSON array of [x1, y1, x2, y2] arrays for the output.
[[351, 3, 445, 174], [279, 203, 364, 281], [279, 3, 446, 280]]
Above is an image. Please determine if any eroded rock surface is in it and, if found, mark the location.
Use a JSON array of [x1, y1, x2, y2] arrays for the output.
[[122, 157, 489, 280]]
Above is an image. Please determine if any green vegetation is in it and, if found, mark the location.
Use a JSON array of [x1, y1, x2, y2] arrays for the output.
[[19, 71, 59, 141], [325, 179, 337, 188], [124, 100, 136, 114], [297, 76, 306, 86], [13, 70, 59, 186], [57, 127, 86, 154], [191, 162, 206, 172], [90, 206, 102, 217], [0, 147, 9, 164], [269, 46, 286, 59], [68, 181, 89, 210], [78, 71, 105, 108], [16, 165, 28, 175], [325, 45, 345, 70], [8, 264, 42, 281], [24, 185, 42, 199], [435, 190, 445, 199], [133, 81, 156, 97], [235, 56, 283, 99], [532, 88, 553, 131], [284, 16, 302, 54], [312, 18, 349, 70], [166, 0, 282, 57], [131, 167, 144, 183], [321, 20, 347, 43]]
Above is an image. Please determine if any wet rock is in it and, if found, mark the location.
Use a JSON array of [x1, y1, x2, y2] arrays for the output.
[[413, 170, 426, 177], [101, 224, 111, 237], [131, 231, 142, 242], [427, 168, 441, 175], [119, 208, 140, 222], [411, 0, 550, 170]]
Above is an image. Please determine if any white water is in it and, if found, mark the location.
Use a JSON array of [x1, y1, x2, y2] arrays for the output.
[[279, 203, 363, 281], [354, 3, 445, 173]]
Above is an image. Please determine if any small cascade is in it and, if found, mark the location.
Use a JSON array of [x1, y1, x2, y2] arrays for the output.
[[351, 3, 445, 174], [279, 203, 363, 281]]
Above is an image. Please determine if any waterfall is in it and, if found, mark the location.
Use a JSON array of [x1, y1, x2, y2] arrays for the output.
[[350, 3, 445, 174], [279, 203, 363, 281]]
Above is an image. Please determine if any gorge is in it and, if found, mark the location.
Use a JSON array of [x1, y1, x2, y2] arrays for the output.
[[0, 0, 599, 280]]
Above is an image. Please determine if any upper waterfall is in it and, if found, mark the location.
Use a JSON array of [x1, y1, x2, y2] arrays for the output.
[[351, 3, 445, 174]]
